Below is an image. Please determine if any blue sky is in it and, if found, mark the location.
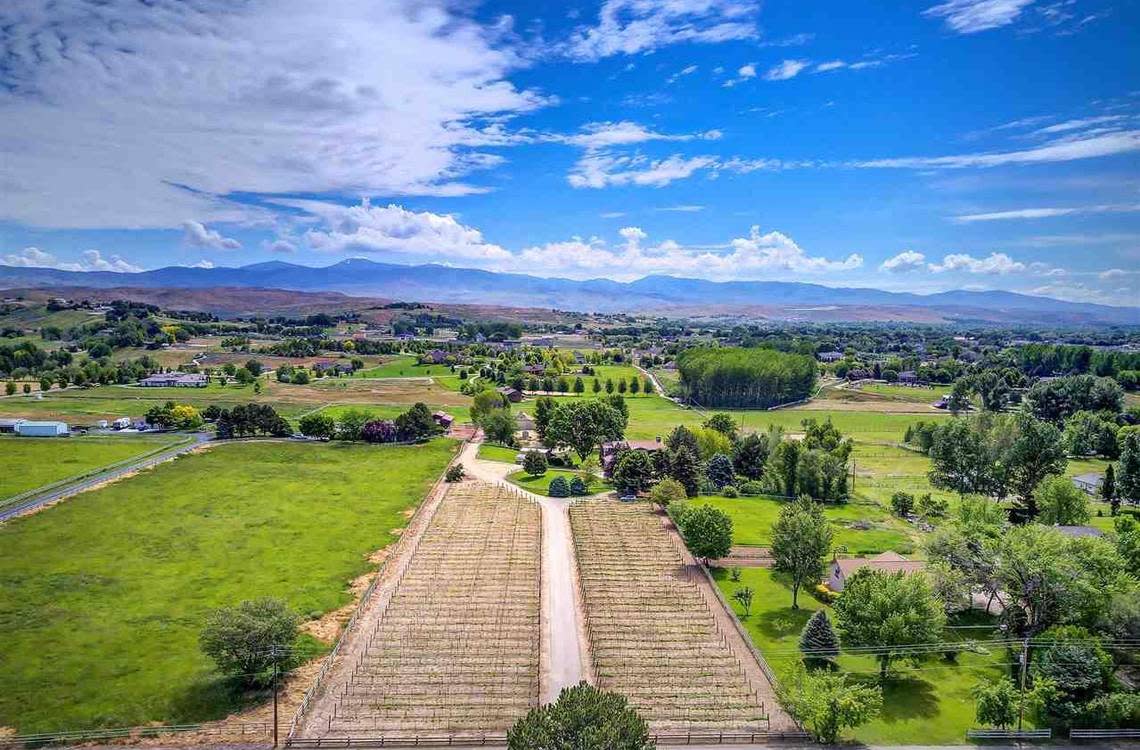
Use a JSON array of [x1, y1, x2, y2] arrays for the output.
[[1, 0, 1138, 304]]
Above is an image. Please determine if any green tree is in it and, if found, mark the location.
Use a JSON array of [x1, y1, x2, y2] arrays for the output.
[[1112, 515, 1140, 569], [523, 451, 548, 477], [706, 453, 735, 489], [1118, 431, 1140, 502], [548, 476, 570, 497], [776, 665, 882, 744], [612, 449, 654, 495], [4, 381, 15, 396], [972, 678, 1018, 729], [667, 445, 701, 497], [533, 397, 556, 447], [832, 568, 946, 679], [770, 496, 832, 608], [471, 389, 510, 424], [546, 400, 625, 460], [677, 504, 733, 563], [928, 417, 1000, 497], [573, 376, 585, 394], [199, 598, 298, 686], [298, 412, 335, 440], [1035, 475, 1091, 525], [767, 440, 800, 497], [481, 410, 517, 446], [649, 477, 687, 507], [890, 491, 915, 517], [1102, 464, 1117, 515], [507, 682, 652, 750], [592, 378, 601, 393], [1003, 413, 1067, 516], [799, 610, 840, 665], [703, 412, 739, 440], [732, 432, 770, 480], [732, 586, 754, 617]]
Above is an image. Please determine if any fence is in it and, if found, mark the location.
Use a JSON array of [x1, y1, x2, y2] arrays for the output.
[[286, 729, 812, 748], [0, 722, 270, 749], [966, 728, 1052, 740]]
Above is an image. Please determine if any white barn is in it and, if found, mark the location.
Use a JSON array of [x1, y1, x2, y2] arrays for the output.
[[15, 420, 69, 437]]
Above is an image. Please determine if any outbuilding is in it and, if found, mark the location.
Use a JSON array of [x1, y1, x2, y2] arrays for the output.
[[14, 420, 69, 437], [0, 418, 26, 434], [827, 551, 924, 592]]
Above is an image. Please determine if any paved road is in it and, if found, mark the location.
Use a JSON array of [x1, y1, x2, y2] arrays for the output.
[[457, 440, 592, 700], [0, 432, 212, 522]]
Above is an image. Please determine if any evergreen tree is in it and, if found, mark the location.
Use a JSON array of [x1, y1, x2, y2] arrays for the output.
[[799, 611, 840, 665], [548, 476, 570, 497], [706, 453, 736, 489], [668, 445, 701, 497]]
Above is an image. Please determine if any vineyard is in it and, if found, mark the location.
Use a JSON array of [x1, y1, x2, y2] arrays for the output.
[[570, 500, 778, 731], [321, 481, 542, 738]]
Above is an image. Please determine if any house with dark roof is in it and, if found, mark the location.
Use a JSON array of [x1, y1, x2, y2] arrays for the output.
[[497, 386, 523, 403], [431, 411, 454, 429], [827, 551, 924, 592]]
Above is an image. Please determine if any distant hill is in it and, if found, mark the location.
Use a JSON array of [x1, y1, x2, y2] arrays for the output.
[[1, 259, 1136, 325]]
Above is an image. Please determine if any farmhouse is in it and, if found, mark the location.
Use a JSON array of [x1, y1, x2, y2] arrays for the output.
[[1072, 472, 1103, 495], [827, 551, 924, 592], [497, 385, 523, 403], [138, 373, 207, 387], [431, 411, 454, 429], [14, 420, 69, 437], [600, 438, 665, 473]]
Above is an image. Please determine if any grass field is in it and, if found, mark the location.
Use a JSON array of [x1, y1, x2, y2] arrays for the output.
[[506, 469, 606, 496], [856, 383, 943, 403], [715, 566, 1012, 744], [694, 495, 916, 555], [0, 435, 184, 501], [478, 443, 520, 463], [0, 439, 457, 733]]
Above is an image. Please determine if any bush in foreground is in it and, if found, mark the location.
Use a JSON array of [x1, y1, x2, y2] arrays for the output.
[[777, 664, 882, 744], [507, 682, 652, 750]]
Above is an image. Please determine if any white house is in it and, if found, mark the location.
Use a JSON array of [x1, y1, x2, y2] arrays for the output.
[[14, 420, 69, 437]]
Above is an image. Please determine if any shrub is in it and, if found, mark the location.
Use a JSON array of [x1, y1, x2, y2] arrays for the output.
[[523, 451, 548, 477], [445, 464, 465, 482], [722, 485, 739, 498], [739, 480, 765, 496], [569, 476, 588, 496], [649, 477, 687, 507], [890, 491, 915, 517], [549, 476, 570, 497]]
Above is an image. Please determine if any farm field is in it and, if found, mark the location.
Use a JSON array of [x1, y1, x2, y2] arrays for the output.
[[695, 495, 916, 555], [715, 566, 1011, 744], [570, 500, 788, 730], [0, 434, 184, 501], [316, 481, 540, 737], [0, 439, 457, 733]]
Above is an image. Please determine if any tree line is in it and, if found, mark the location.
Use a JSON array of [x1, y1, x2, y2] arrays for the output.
[[677, 346, 817, 408]]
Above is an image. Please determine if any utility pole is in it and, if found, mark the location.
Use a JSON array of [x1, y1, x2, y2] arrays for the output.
[[1016, 636, 1030, 732], [271, 645, 283, 748]]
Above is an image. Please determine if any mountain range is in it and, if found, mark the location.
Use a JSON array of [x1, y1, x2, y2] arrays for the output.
[[1, 259, 1137, 325]]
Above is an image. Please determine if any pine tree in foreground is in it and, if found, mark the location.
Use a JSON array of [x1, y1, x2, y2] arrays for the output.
[[799, 610, 840, 665]]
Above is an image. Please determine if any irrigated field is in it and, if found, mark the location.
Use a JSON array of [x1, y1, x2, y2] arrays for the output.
[[0, 439, 457, 733], [0, 434, 183, 501], [319, 481, 540, 738], [570, 500, 787, 731]]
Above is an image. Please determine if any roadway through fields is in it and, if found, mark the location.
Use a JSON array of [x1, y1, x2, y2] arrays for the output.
[[0, 432, 212, 522], [457, 439, 593, 701]]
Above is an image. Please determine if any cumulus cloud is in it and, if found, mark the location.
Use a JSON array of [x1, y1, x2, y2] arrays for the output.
[[764, 59, 810, 81], [2, 247, 142, 273], [182, 221, 242, 250], [0, 0, 549, 228], [288, 201, 861, 281], [879, 250, 928, 273], [297, 200, 512, 262], [923, 0, 1037, 33], [929, 252, 1026, 274], [565, 0, 759, 61]]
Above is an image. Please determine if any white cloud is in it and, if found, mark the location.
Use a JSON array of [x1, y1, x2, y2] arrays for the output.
[[764, 59, 810, 81], [600, 211, 627, 219], [517, 225, 862, 280], [1099, 268, 1130, 280], [298, 200, 512, 262], [189, 260, 216, 269], [1033, 115, 1128, 135], [815, 60, 848, 72], [182, 221, 242, 250], [568, 153, 719, 188], [923, 0, 1037, 33], [738, 64, 758, 79], [558, 122, 719, 150], [879, 250, 928, 273], [0, 0, 548, 228], [565, 0, 759, 61], [853, 130, 1140, 169], [667, 64, 699, 84], [929, 252, 1026, 274], [656, 205, 705, 212], [263, 239, 298, 254], [1, 247, 142, 273], [954, 204, 1140, 222]]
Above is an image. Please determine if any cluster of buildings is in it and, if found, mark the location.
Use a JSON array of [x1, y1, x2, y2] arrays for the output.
[[137, 372, 207, 388]]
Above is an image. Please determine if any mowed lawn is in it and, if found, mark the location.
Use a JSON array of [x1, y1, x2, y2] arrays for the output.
[[715, 567, 1011, 744], [0, 439, 457, 732], [0, 435, 183, 501], [695, 495, 917, 555]]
